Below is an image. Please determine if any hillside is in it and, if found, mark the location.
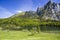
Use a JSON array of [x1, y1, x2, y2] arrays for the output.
[[9, 0, 60, 21], [0, 0, 60, 32], [11, 11, 39, 19]]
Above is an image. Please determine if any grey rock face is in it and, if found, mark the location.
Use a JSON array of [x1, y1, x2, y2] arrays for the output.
[[37, 0, 60, 21]]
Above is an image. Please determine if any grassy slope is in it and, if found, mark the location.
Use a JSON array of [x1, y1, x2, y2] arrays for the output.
[[10, 12, 25, 18], [0, 30, 60, 40]]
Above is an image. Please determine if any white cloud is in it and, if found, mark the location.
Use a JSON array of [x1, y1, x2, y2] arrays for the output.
[[17, 10, 23, 13], [0, 6, 14, 18]]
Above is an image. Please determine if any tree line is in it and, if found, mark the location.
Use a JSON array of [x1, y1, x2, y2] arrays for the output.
[[0, 18, 60, 32]]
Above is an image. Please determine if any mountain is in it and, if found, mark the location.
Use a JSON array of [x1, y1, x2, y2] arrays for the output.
[[37, 0, 60, 21], [11, 11, 39, 19], [10, 0, 60, 21], [0, 0, 60, 31], [11, 12, 25, 18]]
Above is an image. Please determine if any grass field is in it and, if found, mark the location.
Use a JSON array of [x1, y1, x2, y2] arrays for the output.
[[0, 30, 60, 40]]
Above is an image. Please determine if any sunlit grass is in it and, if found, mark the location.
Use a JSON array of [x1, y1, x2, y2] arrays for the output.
[[0, 30, 60, 40]]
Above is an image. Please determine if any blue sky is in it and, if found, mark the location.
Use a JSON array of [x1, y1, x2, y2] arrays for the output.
[[0, 0, 60, 18]]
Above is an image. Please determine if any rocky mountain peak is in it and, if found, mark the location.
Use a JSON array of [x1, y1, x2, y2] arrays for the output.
[[37, 0, 60, 21]]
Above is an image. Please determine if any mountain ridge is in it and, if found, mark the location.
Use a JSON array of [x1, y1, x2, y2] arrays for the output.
[[10, 0, 60, 21], [37, 0, 60, 21]]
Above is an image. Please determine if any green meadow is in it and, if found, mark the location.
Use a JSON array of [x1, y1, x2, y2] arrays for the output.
[[0, 30, 60, 40], [0, 18, 60, 40]]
